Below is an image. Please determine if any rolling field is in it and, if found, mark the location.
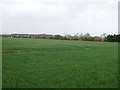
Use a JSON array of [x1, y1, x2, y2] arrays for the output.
[[2, 38, 118, 88]]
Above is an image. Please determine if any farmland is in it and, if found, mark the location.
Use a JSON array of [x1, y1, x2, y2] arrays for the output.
[[2, 38, 118, 88]]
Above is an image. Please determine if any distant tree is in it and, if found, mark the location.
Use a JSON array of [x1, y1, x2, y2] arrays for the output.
[[83, 33, 90, 38], [39, 35, 47, 39], [65, 34, 73, 40], [101, 33, 107, 37], [101, 33, 107, 41], [94, 36, 102, 41], [73, 33, 79, 40], [106, 34, 120, 42], [54, 34, 62, 39], [81, 33, 91, 41]]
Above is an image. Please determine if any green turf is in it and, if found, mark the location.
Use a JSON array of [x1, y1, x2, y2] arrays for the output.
[[2, 38, 118, 88], [0, 37, 2, 89]]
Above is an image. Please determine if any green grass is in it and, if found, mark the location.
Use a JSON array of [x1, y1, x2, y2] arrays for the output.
[[2, 38, 118, 88], [0, 37, 2, 89]]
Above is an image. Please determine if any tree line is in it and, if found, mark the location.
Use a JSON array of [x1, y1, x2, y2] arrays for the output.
[[105, 34, 120, 42], [1, 33, 120, 42]]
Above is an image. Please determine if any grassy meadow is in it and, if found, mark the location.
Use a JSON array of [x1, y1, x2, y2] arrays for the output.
[[0, 37, 2, 89], [2, 38, 118, 88]]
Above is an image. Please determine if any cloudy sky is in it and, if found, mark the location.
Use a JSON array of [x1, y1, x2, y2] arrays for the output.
[[0, 0, 119, 36]]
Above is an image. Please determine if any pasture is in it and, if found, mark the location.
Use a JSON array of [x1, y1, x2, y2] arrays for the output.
[[2, 38, 118, 88]]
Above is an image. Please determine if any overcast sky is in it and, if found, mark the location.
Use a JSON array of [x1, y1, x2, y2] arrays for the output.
[[0, 0, 119, 36]]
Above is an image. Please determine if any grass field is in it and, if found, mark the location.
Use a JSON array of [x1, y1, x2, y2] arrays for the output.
[[0, 37, 2, 89], [2, 38, 118, 88]]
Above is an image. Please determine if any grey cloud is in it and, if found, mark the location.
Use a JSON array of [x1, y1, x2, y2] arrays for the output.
[[1, 1, 118, 36]]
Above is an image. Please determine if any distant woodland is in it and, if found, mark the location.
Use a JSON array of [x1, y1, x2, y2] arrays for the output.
[[1, 33, 120, 42]]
